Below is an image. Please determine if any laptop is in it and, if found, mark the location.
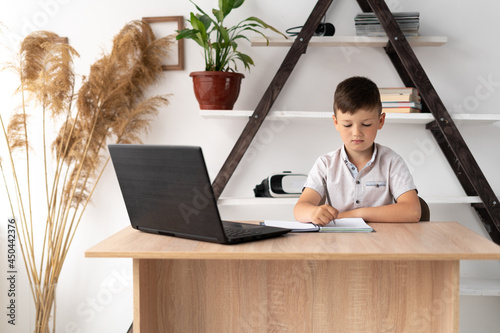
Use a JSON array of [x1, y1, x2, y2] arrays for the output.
[[108, 144, 291, 244]]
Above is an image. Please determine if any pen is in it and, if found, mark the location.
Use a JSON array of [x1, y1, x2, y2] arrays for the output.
[[323, 178, 336, 225]]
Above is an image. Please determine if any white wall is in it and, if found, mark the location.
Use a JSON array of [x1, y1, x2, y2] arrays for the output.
[[0, 0, 499, 332]]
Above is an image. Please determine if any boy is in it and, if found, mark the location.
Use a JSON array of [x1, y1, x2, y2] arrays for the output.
[[293, 76, 421, 225]]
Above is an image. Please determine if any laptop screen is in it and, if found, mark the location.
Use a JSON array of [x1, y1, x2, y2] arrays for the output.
[[109, 144, 226, 242]]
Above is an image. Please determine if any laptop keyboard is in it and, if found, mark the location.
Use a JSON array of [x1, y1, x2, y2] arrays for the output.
[[223, 226, 264, 238]]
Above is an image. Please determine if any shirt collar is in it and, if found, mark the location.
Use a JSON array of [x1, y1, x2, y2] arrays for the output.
[[367, 143, 378, 167], [341, 143, 378, 173]]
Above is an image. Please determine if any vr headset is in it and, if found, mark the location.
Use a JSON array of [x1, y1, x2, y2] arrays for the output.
[[253, 172, 307, 198]]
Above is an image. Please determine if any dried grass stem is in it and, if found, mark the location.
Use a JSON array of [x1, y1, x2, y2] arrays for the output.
[[0, 22, 172, 332]]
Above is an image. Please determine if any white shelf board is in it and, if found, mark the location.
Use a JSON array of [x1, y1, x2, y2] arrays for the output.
[[425, 196, 482, 204], [200, 110, 500, 125], [218, 197, 297, 206], [460, 278, 500, 296], [201, 110, 335, 120], [251, 36, 448, 47], [217, 196, 483, 206]]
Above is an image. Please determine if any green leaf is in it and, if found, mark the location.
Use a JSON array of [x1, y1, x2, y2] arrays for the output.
[[232, 34, 251, 44], [234, 51, 254, 71], [189, 0, 210, 17], [189, 13, 208, 47], [214, 24, 231, 47], [243, 16, 287, 38], [233, 0, 245, 9], [176, 29, 199, 41], [219, 0, 245, 18], [198, 14, 213, 31], [212, 9, 224, 23], [189, 13, 203, 31]]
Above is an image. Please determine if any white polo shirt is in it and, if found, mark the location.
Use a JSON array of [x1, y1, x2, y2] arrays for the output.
[[303, 143, 417, 212]]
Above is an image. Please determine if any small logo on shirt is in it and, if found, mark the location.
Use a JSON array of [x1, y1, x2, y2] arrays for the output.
[[365, 181, 386, 188]]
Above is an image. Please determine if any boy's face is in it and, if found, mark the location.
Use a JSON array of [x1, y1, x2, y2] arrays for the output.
[[332, 108, 385, 156]]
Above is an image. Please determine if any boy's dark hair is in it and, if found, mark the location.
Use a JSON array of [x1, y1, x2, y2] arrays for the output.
[[333, 76, 382, 116]]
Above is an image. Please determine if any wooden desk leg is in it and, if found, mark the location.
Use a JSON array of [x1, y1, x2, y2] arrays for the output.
[[132, 259, 459, 332]]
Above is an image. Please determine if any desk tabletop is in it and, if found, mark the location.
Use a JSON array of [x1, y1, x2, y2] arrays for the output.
[[85, 222, 500, 261]]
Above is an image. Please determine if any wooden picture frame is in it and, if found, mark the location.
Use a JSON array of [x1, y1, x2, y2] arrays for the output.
[[142, 16, 184, 71], [53, 37, 69, 44]]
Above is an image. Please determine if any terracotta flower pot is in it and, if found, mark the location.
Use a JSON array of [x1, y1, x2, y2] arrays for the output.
[[190, 71, 244, 110]]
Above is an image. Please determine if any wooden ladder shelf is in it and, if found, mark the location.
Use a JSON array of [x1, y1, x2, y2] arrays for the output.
[[211, 0, 500, 244]]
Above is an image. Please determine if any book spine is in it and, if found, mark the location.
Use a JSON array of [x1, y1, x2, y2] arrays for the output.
[[382, 107, 421, 113]]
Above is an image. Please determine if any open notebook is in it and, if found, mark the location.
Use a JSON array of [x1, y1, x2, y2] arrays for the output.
[[263, 218, 374, 233]]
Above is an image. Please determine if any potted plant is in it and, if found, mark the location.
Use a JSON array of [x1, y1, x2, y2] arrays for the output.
[[176, 0, 286, 110]]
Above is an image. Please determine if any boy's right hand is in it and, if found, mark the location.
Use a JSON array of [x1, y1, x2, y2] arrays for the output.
[[310, 205, 339, 226]]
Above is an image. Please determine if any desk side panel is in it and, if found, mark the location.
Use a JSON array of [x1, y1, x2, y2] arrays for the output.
[[136, 259, 459, 332], [133, 259, 159, 333]]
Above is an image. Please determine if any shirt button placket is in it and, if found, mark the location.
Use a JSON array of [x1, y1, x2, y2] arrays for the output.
[[355, 179, 361, 206]]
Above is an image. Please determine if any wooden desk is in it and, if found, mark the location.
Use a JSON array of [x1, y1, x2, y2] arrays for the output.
[[85, 222, 500, 332]]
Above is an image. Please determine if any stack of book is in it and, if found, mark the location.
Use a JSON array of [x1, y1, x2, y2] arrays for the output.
[[380, 87, 422, 113], [354, 12, 420, 37]]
